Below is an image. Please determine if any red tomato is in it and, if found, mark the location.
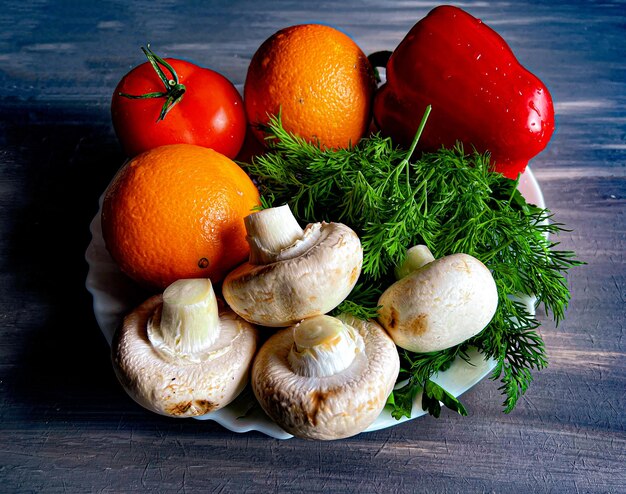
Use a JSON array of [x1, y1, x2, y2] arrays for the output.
[[111, 47, 246, 158]]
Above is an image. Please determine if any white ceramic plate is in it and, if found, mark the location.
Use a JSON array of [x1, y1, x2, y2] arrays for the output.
[[85, 168, 544, 439]]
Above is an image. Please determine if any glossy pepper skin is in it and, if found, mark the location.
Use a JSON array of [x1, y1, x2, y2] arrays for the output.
[[373, 5, 555, 179]]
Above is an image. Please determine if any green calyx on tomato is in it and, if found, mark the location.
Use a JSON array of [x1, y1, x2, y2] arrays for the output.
[[118, 44, 187, 122]]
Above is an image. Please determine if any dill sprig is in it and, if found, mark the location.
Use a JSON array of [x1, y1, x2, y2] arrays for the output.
[[242, 113, 582, 417]]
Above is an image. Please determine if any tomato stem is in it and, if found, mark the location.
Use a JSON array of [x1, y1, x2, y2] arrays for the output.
[[118, 44, 186, 122]]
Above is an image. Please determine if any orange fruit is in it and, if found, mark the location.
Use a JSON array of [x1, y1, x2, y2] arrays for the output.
[[244, 24, 376, 149], [101, 144, 261, 290]]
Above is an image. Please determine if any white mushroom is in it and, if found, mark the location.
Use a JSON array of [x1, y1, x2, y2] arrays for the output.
[[378, 245, 498, 353], [252, 314, 400, 440], [222, 205, 363, 327], [111, 278, 258, 417]]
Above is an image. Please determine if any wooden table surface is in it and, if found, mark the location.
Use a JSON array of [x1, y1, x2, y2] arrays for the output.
[[1, 1, 624, 492]]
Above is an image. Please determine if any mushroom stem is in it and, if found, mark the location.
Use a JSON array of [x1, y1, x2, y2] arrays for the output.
[[394, 244, 436, 280], [288, 315, 365, 378], [244, 205, 305, 265], [147, 278, 220, 358]]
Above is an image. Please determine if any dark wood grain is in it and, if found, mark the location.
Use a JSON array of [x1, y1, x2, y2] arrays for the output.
[[1, 1, 624, 492]]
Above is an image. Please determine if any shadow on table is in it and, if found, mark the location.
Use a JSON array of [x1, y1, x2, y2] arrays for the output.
[[0, 100, 151, 422]]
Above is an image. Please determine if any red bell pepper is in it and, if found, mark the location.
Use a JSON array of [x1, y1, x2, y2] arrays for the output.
[[373, 5, 555, 179]]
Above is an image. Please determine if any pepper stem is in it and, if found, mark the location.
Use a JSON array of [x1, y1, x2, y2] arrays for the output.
[[147, 278, 220, 358], [244, 205, 305, 265], [118, 44, 186, 122]]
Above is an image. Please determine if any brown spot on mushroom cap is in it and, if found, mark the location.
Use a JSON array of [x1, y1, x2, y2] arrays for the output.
[[166, 399, 217, 416], [167, 401, 193, 416], [407, 313, 428, 335], [349, 266, 359, 285], [387, 306, 399, 330], [307, 388, 341, 426], [307, 391, 322, 426]]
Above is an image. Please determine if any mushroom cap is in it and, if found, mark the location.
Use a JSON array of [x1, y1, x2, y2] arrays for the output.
[[251, 314, 400, 440], [222, 222, 363, 327], [378, 253, 498, 353], [111, 295, 258, 417]]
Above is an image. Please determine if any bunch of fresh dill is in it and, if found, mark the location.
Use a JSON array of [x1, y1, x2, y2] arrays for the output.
[[242, 112, 581, 418]]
